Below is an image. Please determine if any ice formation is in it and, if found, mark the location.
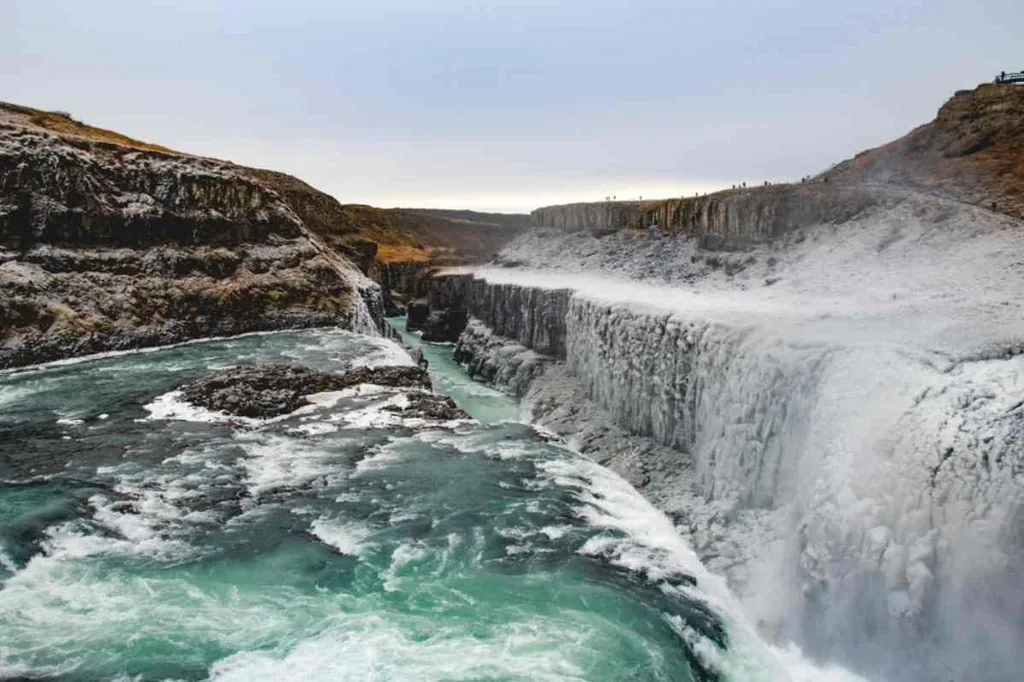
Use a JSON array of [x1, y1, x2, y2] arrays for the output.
[[446, 190, 1024, 681]]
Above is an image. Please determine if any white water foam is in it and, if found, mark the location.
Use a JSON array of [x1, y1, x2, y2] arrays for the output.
[[55, 417, 84, 426], [0, 385, 34, 411], [26, 452, 225, 566], [142, 389, 330, 426], [309, 518, 374, 557], [538, 453, 869, 682], [205, 615, 592, 682], [348, 340, 416, 369], [316, 389, 473, 431], [238, 434, 348, 497], [0, 545, 17, 574], [353, 442, 409, 475], [380, 541, 432, 593], [142, 390, 255, 425], [0, 328, 321, 377]]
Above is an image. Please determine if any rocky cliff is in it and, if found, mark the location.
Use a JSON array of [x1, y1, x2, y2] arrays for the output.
[[0, 102, 535, 369], [0, 103, 383, 368], [437, 221, 1024, 682], [530, 183, 888, 247]]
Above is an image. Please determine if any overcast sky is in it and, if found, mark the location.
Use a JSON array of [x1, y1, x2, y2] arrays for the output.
[[3, 1, 1021, 212]]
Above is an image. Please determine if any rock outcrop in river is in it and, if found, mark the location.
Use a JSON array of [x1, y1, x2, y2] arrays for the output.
[[180, 363, 434, 418]]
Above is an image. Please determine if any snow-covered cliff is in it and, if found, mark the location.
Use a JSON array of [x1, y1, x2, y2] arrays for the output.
[[438, 186, 1024, 682]]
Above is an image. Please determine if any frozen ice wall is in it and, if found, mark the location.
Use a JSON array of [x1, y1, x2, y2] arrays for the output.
[[563, 294, 1024, 681], [446, 191, 1024, 681]]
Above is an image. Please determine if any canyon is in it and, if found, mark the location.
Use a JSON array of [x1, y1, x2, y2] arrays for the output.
[[409, 84, 1024, 682], [2, 81, 1023, 681]]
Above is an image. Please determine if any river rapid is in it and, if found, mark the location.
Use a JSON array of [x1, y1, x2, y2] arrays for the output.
[[0, 323, 861, 682]]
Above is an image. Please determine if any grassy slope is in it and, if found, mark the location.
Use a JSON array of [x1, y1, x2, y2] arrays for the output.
[[400, 208, 531, 229], [824, 83, 1024, 219], [0, 103, 176, 153]]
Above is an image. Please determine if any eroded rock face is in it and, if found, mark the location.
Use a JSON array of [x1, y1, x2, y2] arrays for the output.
[[180, 363, 432, 418], [420, 309, 468, 343], [0, 242, 374, 368], [376, 261, 431, 316], [0, 125, 305, 247], [530, 183, 890, 247], [0, 108, 384, 368], [404, 295, 469, 343]]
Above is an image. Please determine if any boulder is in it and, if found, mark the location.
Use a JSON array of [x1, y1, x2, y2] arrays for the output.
[[420, 308, 469, 343], [383, 392, 469, 421], [406, 298, 430, 331]]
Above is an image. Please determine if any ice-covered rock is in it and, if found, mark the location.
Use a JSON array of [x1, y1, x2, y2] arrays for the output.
[[435, 186, 1024, 682]]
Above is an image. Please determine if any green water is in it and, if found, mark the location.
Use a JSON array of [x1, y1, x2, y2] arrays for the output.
[[0, 327, 783, 682], [386, 317, 519, 425]]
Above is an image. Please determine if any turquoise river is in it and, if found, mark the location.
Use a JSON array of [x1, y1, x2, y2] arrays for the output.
[[0, 321, 856, 682]]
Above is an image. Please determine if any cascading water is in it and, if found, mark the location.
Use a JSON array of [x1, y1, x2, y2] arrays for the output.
[[0, 324, 864, 681], [350, 282, 387, 336], [561, 291, 1024, 681], [446, 258, 1024, 682]]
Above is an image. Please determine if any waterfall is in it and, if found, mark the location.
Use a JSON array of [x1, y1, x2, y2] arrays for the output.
[[447, 271, 1024, 682], [348, 284, 383, 336]]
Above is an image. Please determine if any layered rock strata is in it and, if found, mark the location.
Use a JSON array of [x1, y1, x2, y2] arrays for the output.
[[0, 105, 382, 368], [530, 183, 889, 246]]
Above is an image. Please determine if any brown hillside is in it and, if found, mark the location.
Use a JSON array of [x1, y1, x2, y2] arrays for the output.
[[0, 101, 522, 265], [0, 102, 177, 154], [825, 83, 1024, 218]]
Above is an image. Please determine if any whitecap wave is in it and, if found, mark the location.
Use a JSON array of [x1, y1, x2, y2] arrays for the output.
[[538, 453, 869, 682], [309, 518, 373, 557], [206, 616, 592, 682]]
